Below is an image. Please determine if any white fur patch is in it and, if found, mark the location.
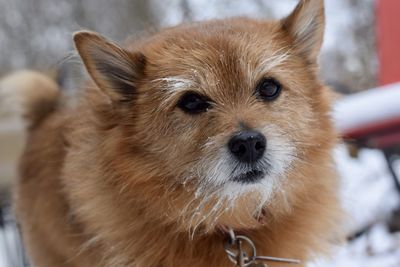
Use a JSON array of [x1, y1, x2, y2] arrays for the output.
[[155, 76, 193, 93], [183, 124, 296, 232], [154, 76, 194, 109]]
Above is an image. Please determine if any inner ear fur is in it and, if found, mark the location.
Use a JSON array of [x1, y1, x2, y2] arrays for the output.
[[282, 0, 325, 64], [73, 30, 146, 102]]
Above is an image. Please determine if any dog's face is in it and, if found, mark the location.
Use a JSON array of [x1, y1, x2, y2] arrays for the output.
[[75, 0, 335, 233]]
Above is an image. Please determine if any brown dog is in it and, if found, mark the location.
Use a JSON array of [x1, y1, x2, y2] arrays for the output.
[[12, 0, 342, 266]]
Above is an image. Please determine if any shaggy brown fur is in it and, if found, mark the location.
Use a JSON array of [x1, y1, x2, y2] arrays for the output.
[[13, 0, 342, 266]]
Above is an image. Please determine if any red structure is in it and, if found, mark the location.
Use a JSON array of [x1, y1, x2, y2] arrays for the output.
[[377, 0, 400, 85], [339, 1, 400, 194]]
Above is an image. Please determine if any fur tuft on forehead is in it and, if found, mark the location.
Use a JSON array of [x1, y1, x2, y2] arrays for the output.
[[154, 76, 194, 93]]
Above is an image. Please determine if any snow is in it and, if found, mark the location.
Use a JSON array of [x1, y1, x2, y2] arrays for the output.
[[0, 208, 26, 267], [308, 147, 400, 267], [334, 83, 400, 133], [311, 224, 400, 267], [335, 146, 400, 234]]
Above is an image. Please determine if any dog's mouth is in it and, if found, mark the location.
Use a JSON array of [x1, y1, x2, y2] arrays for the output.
[[231, 170, 265, 184]]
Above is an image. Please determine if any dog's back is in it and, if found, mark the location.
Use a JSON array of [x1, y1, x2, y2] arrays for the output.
[[1, 71, 99, 266], [0, 71, 59, 193]]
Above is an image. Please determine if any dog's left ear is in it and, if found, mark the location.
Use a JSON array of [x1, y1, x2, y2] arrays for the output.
[[73, 31, 145, 102], [282, 0, 325, 64]]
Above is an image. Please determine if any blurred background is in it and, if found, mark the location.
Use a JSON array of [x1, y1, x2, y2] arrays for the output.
[[0, 0, 399, 267]]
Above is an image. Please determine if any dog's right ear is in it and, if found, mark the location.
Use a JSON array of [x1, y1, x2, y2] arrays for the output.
[[282, 0, 325, 64], [73, 31, 145, 102]]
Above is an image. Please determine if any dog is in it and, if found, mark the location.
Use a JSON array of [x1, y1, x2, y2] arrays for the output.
[[10, 0, 342, 266]]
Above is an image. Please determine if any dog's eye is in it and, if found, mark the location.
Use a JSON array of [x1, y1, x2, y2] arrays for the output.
[[177, 92, 211, 114], [256, 78, 282, 101]]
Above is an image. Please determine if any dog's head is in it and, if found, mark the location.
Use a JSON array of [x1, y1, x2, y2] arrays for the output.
[[74, 0, 335, 233]]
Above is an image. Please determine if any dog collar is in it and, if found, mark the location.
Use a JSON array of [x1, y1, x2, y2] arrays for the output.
[[224, 228, 301, 267]]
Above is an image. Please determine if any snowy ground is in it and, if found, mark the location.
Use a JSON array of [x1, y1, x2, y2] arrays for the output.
[[310, 147, 400, 267], [1, 146, 399, 267], [0, 206, 27, 267]]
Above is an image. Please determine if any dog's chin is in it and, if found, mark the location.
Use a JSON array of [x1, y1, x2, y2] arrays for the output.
[[231, 170, 265, 184], [175, 163, 288, 234], [205, 198, 268, 233], [191, 173, 278, 233]]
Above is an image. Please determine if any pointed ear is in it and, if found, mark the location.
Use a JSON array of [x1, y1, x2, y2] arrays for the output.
[[73, 31, 145, 102], [282, 0, 325, 64]]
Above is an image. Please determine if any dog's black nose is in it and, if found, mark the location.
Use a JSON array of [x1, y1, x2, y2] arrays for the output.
[[228, 131, 266, 163]]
